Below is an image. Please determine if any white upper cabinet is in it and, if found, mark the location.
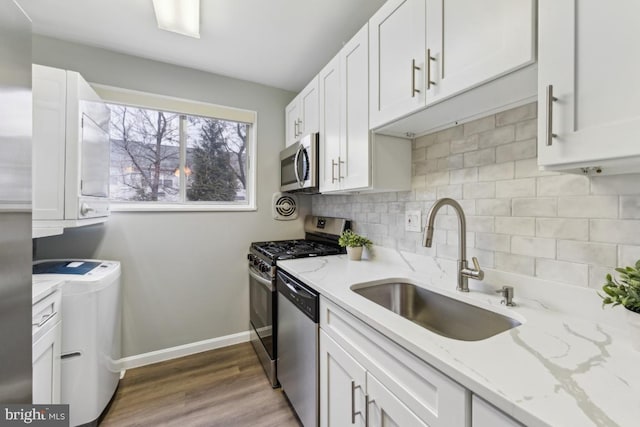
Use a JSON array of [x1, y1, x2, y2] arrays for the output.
[[369, 0, 427, 129], [425, 0, 535, 105], [320, 24, 412, 194], [369, 0, 536, 136], [537, 0, 640, 174], [285, 77, 319, 147]]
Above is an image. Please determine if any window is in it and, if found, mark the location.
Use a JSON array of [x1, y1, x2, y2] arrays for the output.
[[94, 85, 256, 211]]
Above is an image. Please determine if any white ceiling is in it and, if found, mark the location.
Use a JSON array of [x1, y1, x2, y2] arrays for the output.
[[17, 0, 387, 92]]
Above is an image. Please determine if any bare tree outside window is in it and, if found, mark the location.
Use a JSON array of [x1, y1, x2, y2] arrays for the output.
[[108, 103, 249, 204]]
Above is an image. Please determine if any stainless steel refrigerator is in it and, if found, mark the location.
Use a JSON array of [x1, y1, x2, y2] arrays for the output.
[[0, 0, 32, 403]]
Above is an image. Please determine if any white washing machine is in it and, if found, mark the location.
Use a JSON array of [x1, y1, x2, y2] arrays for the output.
[[33, 259, 121, 427]]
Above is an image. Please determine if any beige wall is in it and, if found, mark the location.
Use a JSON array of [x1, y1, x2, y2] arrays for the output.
[[313, 102, 640, 290], [33, 36, 311, 356]]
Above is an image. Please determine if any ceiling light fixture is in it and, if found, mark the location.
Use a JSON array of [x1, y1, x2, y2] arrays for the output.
[[152, 0, 200, 39]]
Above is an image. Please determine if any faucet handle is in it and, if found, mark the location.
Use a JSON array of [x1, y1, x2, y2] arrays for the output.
[[471, 257, 481, 271]]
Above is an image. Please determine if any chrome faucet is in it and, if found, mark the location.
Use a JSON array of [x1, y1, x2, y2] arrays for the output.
[[423, 198, 484, 292]]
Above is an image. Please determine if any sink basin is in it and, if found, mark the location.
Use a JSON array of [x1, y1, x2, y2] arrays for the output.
[[352, 281, 521, 341]]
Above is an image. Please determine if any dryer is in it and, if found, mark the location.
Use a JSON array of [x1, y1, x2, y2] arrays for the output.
[[33, 259, 121, 427]]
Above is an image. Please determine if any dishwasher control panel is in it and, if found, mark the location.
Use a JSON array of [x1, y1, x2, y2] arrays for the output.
[[276, 269, 318, 322]]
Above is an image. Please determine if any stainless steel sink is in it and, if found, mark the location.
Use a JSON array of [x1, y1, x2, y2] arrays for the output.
[[352, 281, 521, 341]]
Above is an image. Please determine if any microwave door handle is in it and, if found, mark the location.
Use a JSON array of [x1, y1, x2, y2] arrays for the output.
[[293, 144, 304, 187]]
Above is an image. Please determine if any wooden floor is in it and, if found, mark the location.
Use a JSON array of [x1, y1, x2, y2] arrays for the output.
[[100, 343, 301, 427]]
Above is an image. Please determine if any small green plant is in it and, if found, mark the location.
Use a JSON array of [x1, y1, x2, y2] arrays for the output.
[[338, 230, 372, 249], [601, 260, 640, 313]]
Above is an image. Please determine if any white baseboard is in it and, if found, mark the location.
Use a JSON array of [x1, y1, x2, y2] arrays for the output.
[[116, 330, 250, 371]]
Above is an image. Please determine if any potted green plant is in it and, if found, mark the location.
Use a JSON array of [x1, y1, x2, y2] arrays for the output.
[[601, 259, 640, 350], [338, 230, 372, 261]]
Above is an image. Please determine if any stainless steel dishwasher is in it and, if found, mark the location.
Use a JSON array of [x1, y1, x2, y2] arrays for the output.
[[276, 269, 319, 427]]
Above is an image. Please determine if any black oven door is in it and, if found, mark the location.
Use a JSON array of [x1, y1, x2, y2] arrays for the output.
[[249, 267, 275, 359]]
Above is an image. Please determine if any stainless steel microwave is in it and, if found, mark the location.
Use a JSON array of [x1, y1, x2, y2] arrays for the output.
[[280, 133, 319, 193]]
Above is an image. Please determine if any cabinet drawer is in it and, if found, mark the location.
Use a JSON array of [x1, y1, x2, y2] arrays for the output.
[[320, 297, 469, 427]]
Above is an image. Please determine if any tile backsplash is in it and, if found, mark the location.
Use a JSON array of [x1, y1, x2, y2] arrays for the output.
[[312, 102, 640, 289]]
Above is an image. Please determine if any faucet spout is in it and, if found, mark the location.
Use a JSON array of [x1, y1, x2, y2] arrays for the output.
[[422, 198, 484, 292]]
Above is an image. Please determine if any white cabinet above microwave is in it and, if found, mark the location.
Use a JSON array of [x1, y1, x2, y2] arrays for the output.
[[33, 64, 111, 238]]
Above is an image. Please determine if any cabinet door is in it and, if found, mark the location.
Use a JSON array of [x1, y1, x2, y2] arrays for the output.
[[426, 0, 535, 105], [32, 322, 62, 404], [369, 0, 426, 129], [538, 0, 640, 169], [320, 330, 367, 427], [299, 77, 319, 137], [472, 395, 524, 427], [367, 373, 428, 427], [319, 56, 341, 193], [340, 23, 371, 191], [285, 98, 299, 147], [33, 65, 67, 220]]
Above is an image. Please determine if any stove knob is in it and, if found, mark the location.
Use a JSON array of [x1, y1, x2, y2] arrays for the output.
[[248, 254, 254, 262], [260, 264, 269, 273]]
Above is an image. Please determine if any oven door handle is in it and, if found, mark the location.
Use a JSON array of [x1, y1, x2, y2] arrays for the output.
[[249, 269, 275, 292]]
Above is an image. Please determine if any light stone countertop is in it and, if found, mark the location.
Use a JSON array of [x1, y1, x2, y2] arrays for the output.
[[32, 275, 65, 304], [277, 246, 640, 427]]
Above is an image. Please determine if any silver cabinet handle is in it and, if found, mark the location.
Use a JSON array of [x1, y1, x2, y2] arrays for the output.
[[365, 394, 373, 427], [33, 311, 57, 328], [427, 49, 436, 90], [331, 159, 338, 183], [546, 85, 558, 146], [297, 118, 303, 137], [351, 380, 362, 424], [338, 156, 345, 181], [294, 119, 299, 138], [411, 59, 421, 97]]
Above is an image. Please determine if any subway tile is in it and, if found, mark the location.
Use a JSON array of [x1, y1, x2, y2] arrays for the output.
[[511, 236, 556, 258], [591, 174, 640, 195], [535, 218, 589, 241], [436, 184, 463, 199], [411, 175, 427, 189], [591, 219, 640, 244], [535, 259, 589, 287], [588, 265, 615, 290], [414, 132, 436, 148], [475, 232, 510, 252], [447, 231, 475, 248], [557, 240, 617, 267], [619, 245, 640, 267], [496, 103, 537, 126], [436, 243, 458, 260], [464, 147, 496, 167], [476, 199, 511, 216], [426, 141, 450, 159], [478, 125, 516, 148], [464, 115, 495, 136], [496, 178, 536, 198], [413, 161, 429, 176], [468, 247, 495, 268], [415, 188, 437, 201], [479, 162, 515, 182], [433, 212, 458, 230], [463, 182, 496, 199], [495, 252, 535, 276], [621, 196, 640, 219], [412, 147, 427, 161], [443, 154, 464, 170], [397, 190, 415, 202], [495, 139, 537, 163], [425, 171, 450, 187], [450, 167, 478, 184], [495, 217, 535, 236], [512, 198, 557, 217], [434, 126, 464, 143], [466, 216, 495, 233], [515, 118, 537, 141], [451, 134, 479, 154], [537, 175, 590, 196], [557, 196, 618, 218]]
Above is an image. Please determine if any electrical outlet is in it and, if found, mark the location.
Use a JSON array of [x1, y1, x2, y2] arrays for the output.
[[405, 210, 421, 232]]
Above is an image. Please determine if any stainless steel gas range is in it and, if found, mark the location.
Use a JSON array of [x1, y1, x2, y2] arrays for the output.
[[247, 216, 350, 388]]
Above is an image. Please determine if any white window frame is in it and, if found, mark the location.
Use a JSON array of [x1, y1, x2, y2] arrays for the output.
[[93, 84, 257, 212]]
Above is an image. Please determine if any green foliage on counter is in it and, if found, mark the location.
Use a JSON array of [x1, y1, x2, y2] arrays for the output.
[[601, 260, 640, 313], [338, 230, 372, 249]]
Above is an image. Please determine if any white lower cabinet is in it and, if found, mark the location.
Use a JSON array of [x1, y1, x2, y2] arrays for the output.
[[472, 395, 524, 427], [319, 297, 469, 427]]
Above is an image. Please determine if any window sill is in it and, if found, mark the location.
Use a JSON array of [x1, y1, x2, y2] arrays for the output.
[[110, 202, 257, 212]]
